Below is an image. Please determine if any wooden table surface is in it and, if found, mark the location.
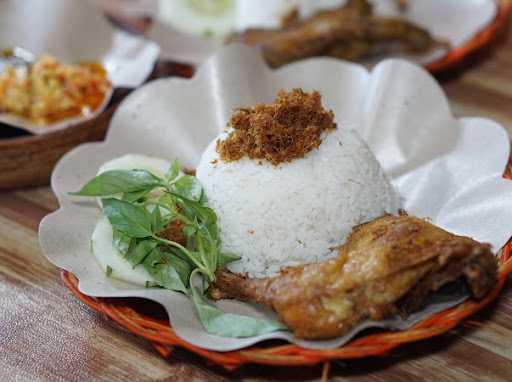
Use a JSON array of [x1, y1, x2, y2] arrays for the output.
[[2, 24, 512, 382]]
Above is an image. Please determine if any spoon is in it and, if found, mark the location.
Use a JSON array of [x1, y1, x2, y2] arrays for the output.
[[0, 46, 35, 72]]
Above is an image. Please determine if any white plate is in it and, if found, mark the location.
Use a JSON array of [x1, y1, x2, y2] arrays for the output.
[[40, 45, 512, 352]]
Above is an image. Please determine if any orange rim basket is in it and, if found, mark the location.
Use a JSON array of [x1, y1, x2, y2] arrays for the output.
[[61, 157, 512, 371], [426, 0, 512, 73], [60, 1, 512, 371]]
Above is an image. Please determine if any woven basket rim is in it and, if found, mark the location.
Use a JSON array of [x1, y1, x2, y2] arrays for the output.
[[60, 245, 512, 370], [60, 158, 512, 370], [426, 0, 511, 72]]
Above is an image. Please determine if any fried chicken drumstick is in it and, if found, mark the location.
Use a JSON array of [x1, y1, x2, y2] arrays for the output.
[[228, 0, 446, 68], [210, 214, 497, 339]]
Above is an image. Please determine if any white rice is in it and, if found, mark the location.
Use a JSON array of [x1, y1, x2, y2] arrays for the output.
[[196, 128, 401, 278]]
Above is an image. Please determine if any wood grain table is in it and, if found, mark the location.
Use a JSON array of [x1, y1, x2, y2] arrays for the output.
[[2, 25, 512, 382]]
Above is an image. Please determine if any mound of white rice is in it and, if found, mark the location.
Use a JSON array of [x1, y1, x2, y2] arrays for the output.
[[196, 128, 401, 278]]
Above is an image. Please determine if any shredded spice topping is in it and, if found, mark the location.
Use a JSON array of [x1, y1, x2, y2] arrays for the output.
[[216, 89, 337, 165]]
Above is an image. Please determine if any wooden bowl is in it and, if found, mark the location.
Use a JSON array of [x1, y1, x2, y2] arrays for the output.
[[0, 108, 114, 190]]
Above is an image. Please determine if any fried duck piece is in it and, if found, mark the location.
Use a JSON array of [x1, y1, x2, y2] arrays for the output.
[[228, 0, 443, 68], [210, 214, 497, 339], [397, 0, 409, 12]]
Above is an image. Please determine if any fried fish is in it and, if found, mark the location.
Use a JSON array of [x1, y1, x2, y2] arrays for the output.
[[228, 0, 446, 68]]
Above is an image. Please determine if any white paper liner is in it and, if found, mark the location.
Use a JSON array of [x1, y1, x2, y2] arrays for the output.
[[148, 0, 496, 66], [40, 45, 512, 351], [0, 0, 159, 133]]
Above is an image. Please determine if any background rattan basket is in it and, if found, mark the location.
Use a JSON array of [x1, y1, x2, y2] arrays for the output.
[[427, 0, 511, 72]]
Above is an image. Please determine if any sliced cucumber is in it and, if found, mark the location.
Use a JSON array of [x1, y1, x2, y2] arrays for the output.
[[92, 154, 182, 284], [98, 154, 170, 177], [92, 216, 153, 286], [157, 0, 235, 37]]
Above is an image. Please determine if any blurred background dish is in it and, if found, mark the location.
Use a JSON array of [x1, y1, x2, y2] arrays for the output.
[[0, 0, 159, 88], [0, 53, 113, 135], [0, 0, 160, 189], [147, 0, 502, 68]]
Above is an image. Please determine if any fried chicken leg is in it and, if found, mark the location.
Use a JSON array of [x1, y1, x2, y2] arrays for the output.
[[228, 0, 445, 68], [210, 214, 497, 339]]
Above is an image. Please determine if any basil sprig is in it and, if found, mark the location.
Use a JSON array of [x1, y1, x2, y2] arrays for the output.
[[190, 270, 287, 337], [71, 160, 285, 338], [70, 169, 161, 197]]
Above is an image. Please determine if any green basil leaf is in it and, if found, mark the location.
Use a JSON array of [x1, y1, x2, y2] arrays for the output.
[[71, 169, 161, 196], [183, 225, 197, 238], [198, 189, 208, 205], [151, 206, 165, 234], [186, 250, 204, 270], [143, 248, 191, 293], [106, 265, 113, 277], [168, 254, 193, 288], [102, 198, 154, 238], [112, 229, 133, 255], [157, 192, 176, 205], [165, 159, 180, 182], [122, 188, 151, 203], [174, 175, 203, 201], [199, 219, 219, 245], [218, 251, 241, 268], [167, 247, 196, 268], [145, 280, 160, 288], [190, 274, 286, 338], [197, 232, 217, 274], [125, 239, 158, 267], [156, 193, 179, 216], [175, 195, 217, 226]]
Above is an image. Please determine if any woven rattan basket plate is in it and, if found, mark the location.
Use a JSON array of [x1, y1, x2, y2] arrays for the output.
[[426, 0, 512, 73], [59, 161, 512, 371], [50, 1, 512, 372]]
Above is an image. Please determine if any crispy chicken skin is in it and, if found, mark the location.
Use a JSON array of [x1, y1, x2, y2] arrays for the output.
[[210, 214, 498, 339], [228, 0, 443, 68]]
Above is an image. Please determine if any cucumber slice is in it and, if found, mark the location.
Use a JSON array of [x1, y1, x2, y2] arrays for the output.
[[157, 0, 235, 37], [92, 216, 153, 286], [98, 154, 170, 177]]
